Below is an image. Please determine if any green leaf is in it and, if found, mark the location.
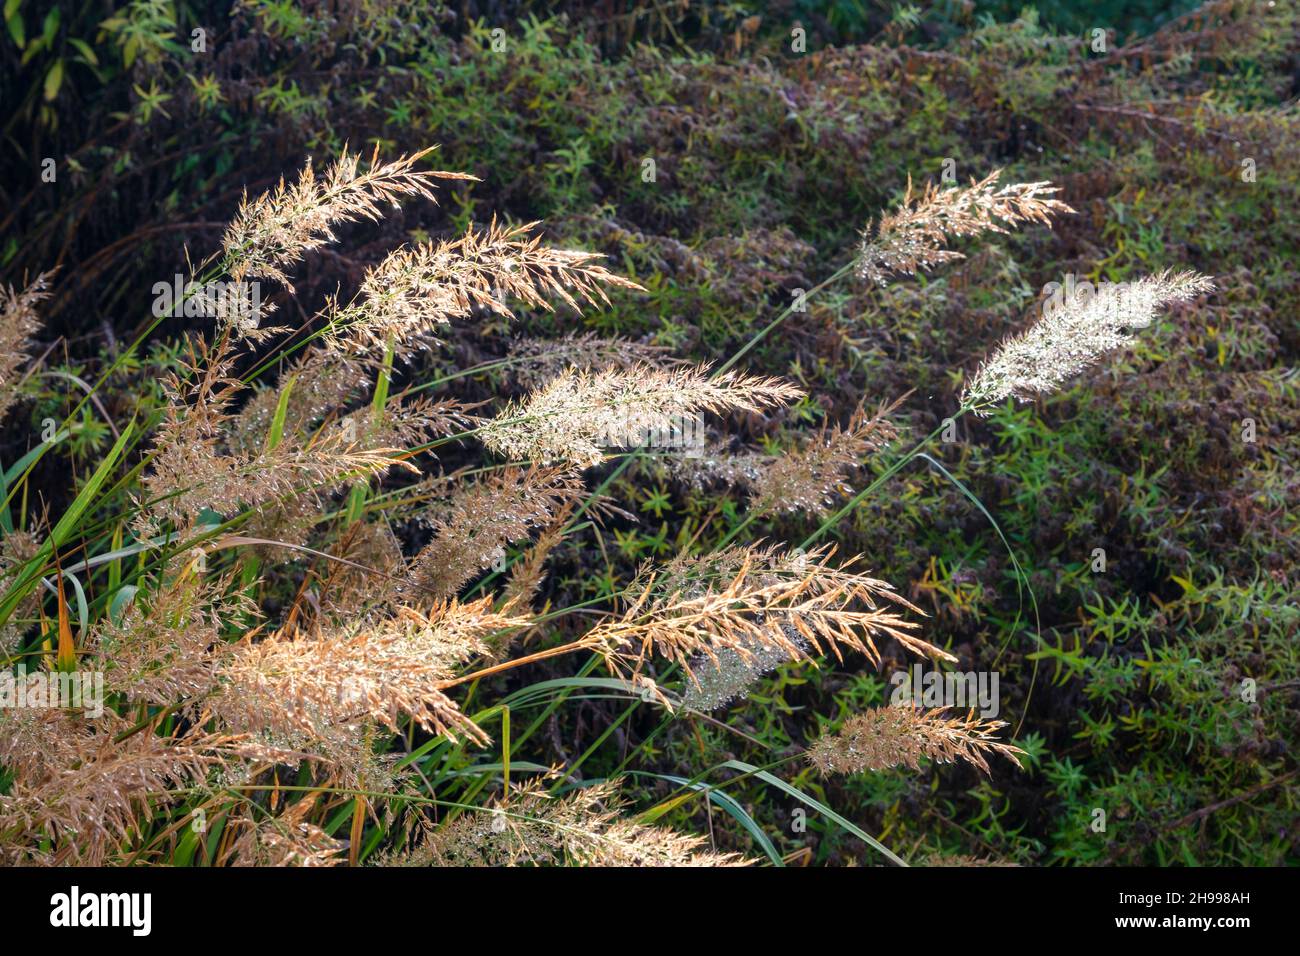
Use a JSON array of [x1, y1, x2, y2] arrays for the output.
[[68, 36, 97, 66], [173, 826, 201, 867], [42, 57, 62, 100], [51, 421, 133, 550], [40, 6, 56, 45], [345, 339, 395, 523], [264, 375, 296, 452], [6, 10, 24, 49], [109, 585, 139, 626]]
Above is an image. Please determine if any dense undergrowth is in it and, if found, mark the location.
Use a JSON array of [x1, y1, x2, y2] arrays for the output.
[[1, 0, 1297, 865]]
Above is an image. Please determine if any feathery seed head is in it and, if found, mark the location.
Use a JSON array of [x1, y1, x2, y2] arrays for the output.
[[680, 624, 809, 711], [859, 170, 1073, 286], [228, 797, 347, 867], [481, 364, 802, 468], [230, 349, 372, 455], [211, 598, 526, 752], [396, 779, 749, 867], [405, 465, 586, 599], [507, 332, 673, 389], [0, 529, 41, 654], [221, 145, 473, 289], [92, 573, 251, 707], [0, 707, 232, 864], [752, 398, 901, 516], [807, 705, 1025, 776], [961, 269, 1215, 414], [591, 544, 953, 682], [0, 272, 52, 421], [326, 218, 643, 354]]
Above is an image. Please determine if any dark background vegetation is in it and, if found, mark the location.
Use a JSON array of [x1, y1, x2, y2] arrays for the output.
[[2, 0, 1297, 864]]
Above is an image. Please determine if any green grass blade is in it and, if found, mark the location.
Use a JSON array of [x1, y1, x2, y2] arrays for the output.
[[631, 770, 784, 866], [0, 420, 135, 625], [720, 759, 908, 866]]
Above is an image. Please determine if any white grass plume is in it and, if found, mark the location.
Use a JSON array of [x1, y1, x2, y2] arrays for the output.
[[480, 364, 802, 468], [962, 269, 1215, 413]]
